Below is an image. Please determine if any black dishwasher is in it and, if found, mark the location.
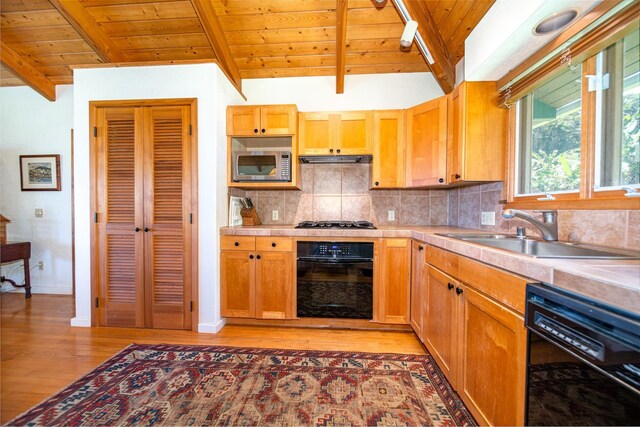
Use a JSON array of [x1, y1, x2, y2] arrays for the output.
[[525, 283, 640, 426]]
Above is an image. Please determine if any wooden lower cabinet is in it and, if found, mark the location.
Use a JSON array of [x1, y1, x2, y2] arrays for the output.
[[220, 236, 294, 320], [375, 238, 411, 324], [410, 241, 426, 338], [419, 244, 527, 426]]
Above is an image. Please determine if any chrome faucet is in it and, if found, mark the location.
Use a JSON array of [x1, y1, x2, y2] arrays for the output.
[[502, 209, 558, 241]]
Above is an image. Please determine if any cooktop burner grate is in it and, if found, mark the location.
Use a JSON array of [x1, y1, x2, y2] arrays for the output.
[[295, 220, 376, 229]]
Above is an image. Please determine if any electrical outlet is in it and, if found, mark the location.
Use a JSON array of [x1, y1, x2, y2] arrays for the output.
[[38, 261, 44, 271], [387, 210, 395, 221], [272, 210, 279, 221], [35, 208, 44, 218], [481, 211, 496, 226]]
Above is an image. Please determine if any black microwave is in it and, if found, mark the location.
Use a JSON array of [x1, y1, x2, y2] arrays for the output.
[[232, 151, 291, 182]]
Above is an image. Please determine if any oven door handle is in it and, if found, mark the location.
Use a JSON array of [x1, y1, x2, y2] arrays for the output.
[[297, 257, 373, 263]]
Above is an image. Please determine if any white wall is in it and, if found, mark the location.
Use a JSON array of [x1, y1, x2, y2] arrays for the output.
[[242, 73, 443, 110], [0, 85, 74, 295], [72, 63, 243, 332]]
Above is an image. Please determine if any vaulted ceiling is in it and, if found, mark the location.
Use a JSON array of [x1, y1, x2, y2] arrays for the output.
[[0, 0, 494, 100]]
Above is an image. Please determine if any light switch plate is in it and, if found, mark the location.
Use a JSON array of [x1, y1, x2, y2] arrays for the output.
[[272, 210, 279, 221], [387, 210, 395, 221], [481, 211, 496, 226]]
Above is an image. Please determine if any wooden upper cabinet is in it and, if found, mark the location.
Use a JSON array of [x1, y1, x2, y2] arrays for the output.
[[372, 110, 405, 188], [375, 238, 411, 324], [447, 81, 506, 183], [227, 105, 297, 136], [406, 97, 448, 187], [298, 111, 372, 155]]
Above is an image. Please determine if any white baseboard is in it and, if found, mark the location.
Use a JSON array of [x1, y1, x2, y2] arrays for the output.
[[198, 318, 226, 333], [70, 317, 91, 327], [1, 286, 72, 295]]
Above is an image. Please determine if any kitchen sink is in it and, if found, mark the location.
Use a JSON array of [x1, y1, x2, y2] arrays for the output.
[[435, 233, 640, 259]]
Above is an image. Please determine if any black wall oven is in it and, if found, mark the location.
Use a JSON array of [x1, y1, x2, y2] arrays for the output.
[[296, 241, 373, 319], [525, 283, 640, 426]]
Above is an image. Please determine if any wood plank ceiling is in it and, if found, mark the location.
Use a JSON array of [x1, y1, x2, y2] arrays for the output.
[[0, 0, 494, 100]]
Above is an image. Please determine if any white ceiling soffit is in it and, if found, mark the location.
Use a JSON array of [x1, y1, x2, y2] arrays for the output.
[[464, 0, 601, 82]]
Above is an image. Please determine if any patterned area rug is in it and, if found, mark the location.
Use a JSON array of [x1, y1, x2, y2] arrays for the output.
[[8, 344, 476, 426]]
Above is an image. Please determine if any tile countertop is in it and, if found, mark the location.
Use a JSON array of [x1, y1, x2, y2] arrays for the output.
[[220, 225, 640, 314]]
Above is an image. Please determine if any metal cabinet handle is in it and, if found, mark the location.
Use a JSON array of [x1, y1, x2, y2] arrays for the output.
[[455, 174, 461, 179], [256, 255, 261, 260], [448, 283, 454, 290], [253, 129, 258, 134], [456, 287, 463, 295], [144, 227, 149, 232], [135, 227, 141, 232], [261, 128, 266, 133], [438, 178, 444, 183], [336, 149, 341, 154], [234, 241, 240, 247], [418, 245, 424, 251], [329, 148, 334, 153], [271, 242, 276, 247], [249, 254, 254, 259], [375, 181, 379, 186]]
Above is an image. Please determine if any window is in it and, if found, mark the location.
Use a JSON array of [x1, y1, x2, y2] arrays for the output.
[[509, 26, 640, 208], [595, 29, 640, 190], [516, 65, 583, 196]]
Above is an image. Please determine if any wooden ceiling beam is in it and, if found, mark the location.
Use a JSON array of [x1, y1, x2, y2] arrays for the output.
[[336, 0, 348, 94], [394, 0, 455, 94], [49, 0, 127, 63], [190, 0, 243, 93], [1, 41, 56, 101]]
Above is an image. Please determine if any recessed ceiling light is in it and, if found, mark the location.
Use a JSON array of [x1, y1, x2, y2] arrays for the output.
[[533, 10, 579, 35]]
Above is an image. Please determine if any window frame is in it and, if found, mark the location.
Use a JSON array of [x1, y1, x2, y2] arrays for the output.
[[504, 19, 640, 210]]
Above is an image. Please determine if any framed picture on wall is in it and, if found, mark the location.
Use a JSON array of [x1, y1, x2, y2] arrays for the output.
[[19, 154, 61, 191]]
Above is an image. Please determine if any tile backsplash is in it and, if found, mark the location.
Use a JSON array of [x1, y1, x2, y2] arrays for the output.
[[243, 164, 450, 226], [232, 165, 639, 251]]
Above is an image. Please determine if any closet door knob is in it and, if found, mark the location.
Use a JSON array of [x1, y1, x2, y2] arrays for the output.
[[135, 227, 141, 232]]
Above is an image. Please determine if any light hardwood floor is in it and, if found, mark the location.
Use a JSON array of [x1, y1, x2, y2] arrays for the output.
[[0, 293, 425, 423]]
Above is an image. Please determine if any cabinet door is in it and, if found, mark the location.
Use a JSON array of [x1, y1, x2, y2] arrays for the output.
[[447, 88, 463, 183], [95, 107, 145, 328], [220, 250, 255, 318], [406, 97, 448, 187], [227, 106, 261, 136], [261, 105, 297, 135], [424, 265, 459, 383], [298, 112, 335, 155], [372, 110, 405, 188], [143, 106, 192, 330], [255, 251, 294, 319], [337, 111, 372, 155], [410, 241, 426, 339], [376, 238, 411, 324], [458, 286, 527, 426]]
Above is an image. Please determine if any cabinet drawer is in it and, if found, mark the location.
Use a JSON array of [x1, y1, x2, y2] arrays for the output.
[[426, 245, 459, 276], [458, 257, 527, 314], [256, 237, 293, 252], [221, 236, 256, 251]]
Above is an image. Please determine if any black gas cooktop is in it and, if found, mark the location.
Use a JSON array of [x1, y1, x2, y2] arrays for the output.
[[295, 220, 376, 229]]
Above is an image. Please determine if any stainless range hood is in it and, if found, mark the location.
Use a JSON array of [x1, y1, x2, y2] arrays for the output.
[[298, 155, 372, 164]]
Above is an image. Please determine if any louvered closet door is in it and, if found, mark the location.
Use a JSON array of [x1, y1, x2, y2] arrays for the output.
[[96, 107, 145, 327], [143, 106, 192, 330]]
